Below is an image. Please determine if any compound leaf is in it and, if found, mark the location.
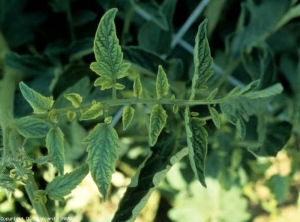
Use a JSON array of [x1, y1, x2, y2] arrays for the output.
[[149, 104, 168, 146], [19, 82, 54, 114], [64, 93, 82, 108], [185, 109, 208, 187], [90, 8, 130, 89], [133, 75, 143, 98], [83, 123, 120, 200], [15, 117, 51, 138], [122, 106, 135, 130], [46, 127, 65, 175], [80, 102, 103, 121], [156, 65, 170, 99], [46, 164, 89, 201], [190, 19, 214, 100]]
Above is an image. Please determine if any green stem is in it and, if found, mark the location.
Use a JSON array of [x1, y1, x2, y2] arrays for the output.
[[25, 175, 49, 217], [0, 32, 49, 217], [30, 96, 227, 120]]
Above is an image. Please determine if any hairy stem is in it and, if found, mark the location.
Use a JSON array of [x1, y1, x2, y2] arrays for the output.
[[0, 32, 49, 217]]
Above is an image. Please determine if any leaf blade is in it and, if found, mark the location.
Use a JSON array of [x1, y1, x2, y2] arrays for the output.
[[83, 123, 120, 200], [46, 127, 65, 175], [91, 8, 130, 89], [15, 117, 51, 138], [122, 106, 135, 130], [156, 65, 170, 99], [184, 108, 208, 187], [190, 19, 214, 100], [19, 82, 54, 114], [149, 104, 168, 146], [45, 164, 89, 201]]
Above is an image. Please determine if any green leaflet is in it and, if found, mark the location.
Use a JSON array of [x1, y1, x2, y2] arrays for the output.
[[80, 102, 103, 121], [45, 164, 89, 201], [156, 65, 170, 99], [46, 127, 65, 175], [90, 8, 130, 90], [190, 19, 214, 100], [238, 79, 260, 95], [149, 104, 168, 146], [112, 130, 188, 222], [83, 123, 120, 200], [236, 118, 246, 139], [184, 108, 208, 188], [122, 106, 135, 130], [133, 75, 143, 98], [67, 110, 76, 122], [19, 82, 54, 114], [206, 88, 218, 101], [64, 93, 82, 108], [208, 106, 221, 129], [220, 83, 284, 128], [243, 83, 283, 99], [15, 117, 51, 138]]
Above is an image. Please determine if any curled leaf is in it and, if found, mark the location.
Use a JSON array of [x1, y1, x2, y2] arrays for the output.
[[156, 65, 170, 99], [80, 102, 103, 121], [122, 106, 135, 130], [64, 93, 82, 108], [133, 75, 143, 98], [185, 108, 208, 187], [149, 104, 168, 146]]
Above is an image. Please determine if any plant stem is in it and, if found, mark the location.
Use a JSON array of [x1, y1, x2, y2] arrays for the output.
[[25, 175, 49, 217], [0, 31, 49, 217]]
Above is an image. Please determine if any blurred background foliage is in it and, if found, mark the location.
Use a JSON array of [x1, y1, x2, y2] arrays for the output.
[[1, 0, 300, 221]]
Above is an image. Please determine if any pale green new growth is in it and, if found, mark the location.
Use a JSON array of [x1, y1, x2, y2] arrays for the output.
[[156, 65, 170, 99], [149, 104, 168, 146], [46, 164, 89, 201], [83, 123, 120, 201], [67, 110, 76, 122], [46, 127, 65, 176], [64, 93, 82, 108], [15, 117, 51, 138], [122, 106, 135, 130], [104, 116, 113, 124], [190, 19, 214, 101], [19, 82, 54, 114], [208, 106, 221, 129], [80, 102, 103, 121], [133, 75, 143, 98], [90, 8, 130, 91], [185, 108, 208, 188]]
